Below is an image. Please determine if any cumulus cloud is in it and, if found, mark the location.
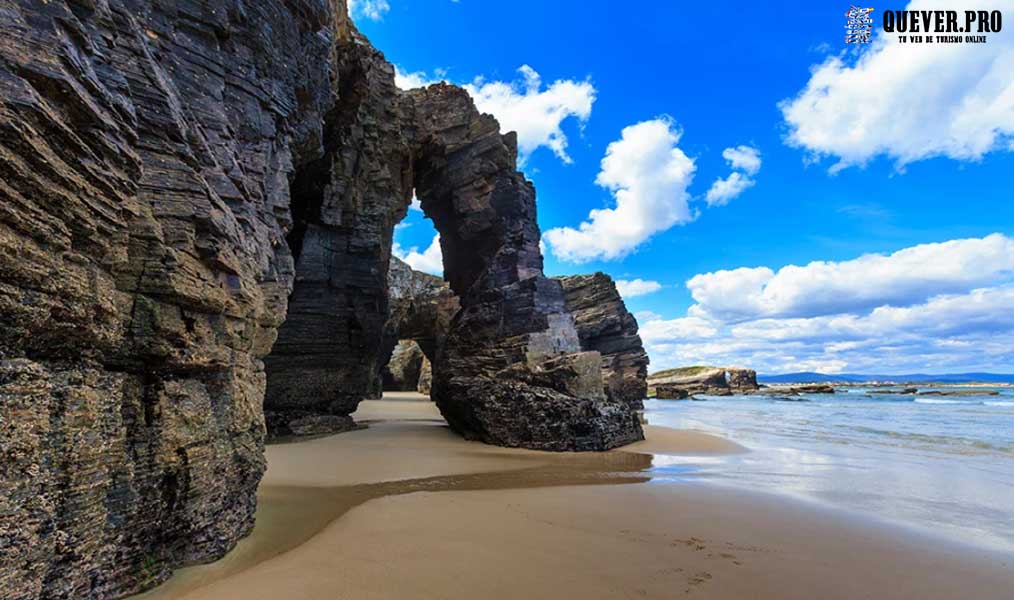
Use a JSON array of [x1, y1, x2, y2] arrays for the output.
[[464, 65, 595, 164], [706, 145, 761, 207], [614, 278, 663, 298], [394, 67, 444, 90], [392, 65, 594, 164], [780, 0, 1014, 171], [348, 0, 390, 21], [705, 171, 754, 207], [722, 145, 762, 175], [637, 234, 1014, 374], [393, 234, 443, 275], [687, 234, 1014, 321], [543, 117, 696, 263]]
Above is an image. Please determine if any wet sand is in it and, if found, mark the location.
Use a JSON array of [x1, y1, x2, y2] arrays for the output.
[[138, 394, 1014, 600]]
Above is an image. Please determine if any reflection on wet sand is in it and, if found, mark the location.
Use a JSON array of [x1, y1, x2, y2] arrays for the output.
[[136, 396, 1014, 600]]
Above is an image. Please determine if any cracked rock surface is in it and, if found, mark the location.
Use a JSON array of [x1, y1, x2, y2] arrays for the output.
[[0, 1, 643, 596]]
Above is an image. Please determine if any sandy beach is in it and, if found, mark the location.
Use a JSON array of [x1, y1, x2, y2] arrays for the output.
[[137, 393, 1014, 600]]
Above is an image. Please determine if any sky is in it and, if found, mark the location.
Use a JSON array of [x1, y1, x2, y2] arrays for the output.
[[356, 0, 1014, 375]]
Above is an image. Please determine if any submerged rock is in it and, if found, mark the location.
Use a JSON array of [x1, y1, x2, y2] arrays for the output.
[[917, 389, 999, 397], [757, 384, 836, 395]]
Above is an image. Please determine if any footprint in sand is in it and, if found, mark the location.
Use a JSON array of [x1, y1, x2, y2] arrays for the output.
[[683, 571, 713, 595]]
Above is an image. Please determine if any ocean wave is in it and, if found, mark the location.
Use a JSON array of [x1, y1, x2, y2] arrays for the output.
[[847, 425, 1012, 455], [985, 401, 1014, 407], [913, 398, 975, 405]]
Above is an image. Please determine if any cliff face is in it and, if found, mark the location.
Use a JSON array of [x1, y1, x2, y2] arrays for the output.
[[0, 1, 643, 596], [0, 0, 336, 597]]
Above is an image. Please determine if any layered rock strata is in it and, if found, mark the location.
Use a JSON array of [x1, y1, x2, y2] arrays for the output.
[[417, 355, 433, 395], [408, 86, 642, 450], [0, 0, 644, 596], [557, 273, 650, 408], [0, 0, 334, 596], [649, 367, 760, 398], [382, 340, 426, 391]]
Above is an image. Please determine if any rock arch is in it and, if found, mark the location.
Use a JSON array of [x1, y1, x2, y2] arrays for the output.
[[264, 74, 643, 449], [406, 85, 642, 450], [0, 0, 644, 595]]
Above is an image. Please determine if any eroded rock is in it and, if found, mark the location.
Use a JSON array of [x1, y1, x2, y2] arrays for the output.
[[383, 340, 426, 391], [557, 273, 650, 408], [0, 0, 335, 596], [649, 366, 760, 398], [0, 1, 643, 595], [417, 355, 433, 395]]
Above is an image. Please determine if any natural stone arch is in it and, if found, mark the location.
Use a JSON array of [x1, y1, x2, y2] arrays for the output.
[[262, 39, 643, 450], [0, 1, 646, 595], [405, 85, 643, 450], [373, 256, 459, 397]]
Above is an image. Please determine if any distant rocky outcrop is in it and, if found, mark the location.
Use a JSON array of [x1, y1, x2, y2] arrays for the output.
[[649, 366, 759, 398], [757, 383, 835, 396], [557, 273, 650, 408]]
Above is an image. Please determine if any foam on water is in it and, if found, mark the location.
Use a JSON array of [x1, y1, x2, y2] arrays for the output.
[[643, 385, 1014, 553]]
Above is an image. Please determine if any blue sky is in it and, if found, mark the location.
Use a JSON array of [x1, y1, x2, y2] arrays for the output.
[[357, 0, 1014, 374]]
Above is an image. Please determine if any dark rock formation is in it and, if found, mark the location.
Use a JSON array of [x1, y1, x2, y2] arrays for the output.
[[727, 368, 759, 392], [757, 383, 835, 395], [917, 389, 998, 397], [0, 0, 643, 595], [557, 273, 650, 408], [408, 86, 642, 451], [262, 11, 414, 435], [383, 255, 459, 376], [382, 340, 426, 391], [264, 72, 644, 448], [655, 386, 691, 400], [649, 366, 759, 398], [0, 0, 335, 597]]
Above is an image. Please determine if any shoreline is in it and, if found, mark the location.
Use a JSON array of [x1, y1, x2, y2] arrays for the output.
[[136, 395, 1014, 600]]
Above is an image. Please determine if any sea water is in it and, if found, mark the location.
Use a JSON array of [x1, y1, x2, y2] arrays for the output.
[[643, 387, 1014, 552]]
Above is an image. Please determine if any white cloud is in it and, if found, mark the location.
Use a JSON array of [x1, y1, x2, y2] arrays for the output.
[[687, 234, 1014, 321], [348, 0, 390, 21], [705, 171, 754, 207], [722, 145, 761, 176], [392, 65, 595, 164], [780, 0, 1014, 171], [543, 117, 696, 263], [637, 235, 1014, 374], [394, 66, 446, 90], [614, 278, 663, 298], [464, 65, 595, 163], [706, 145, 761, 207], [393, 234, 443, 275], [640, 316, 718, 343]]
